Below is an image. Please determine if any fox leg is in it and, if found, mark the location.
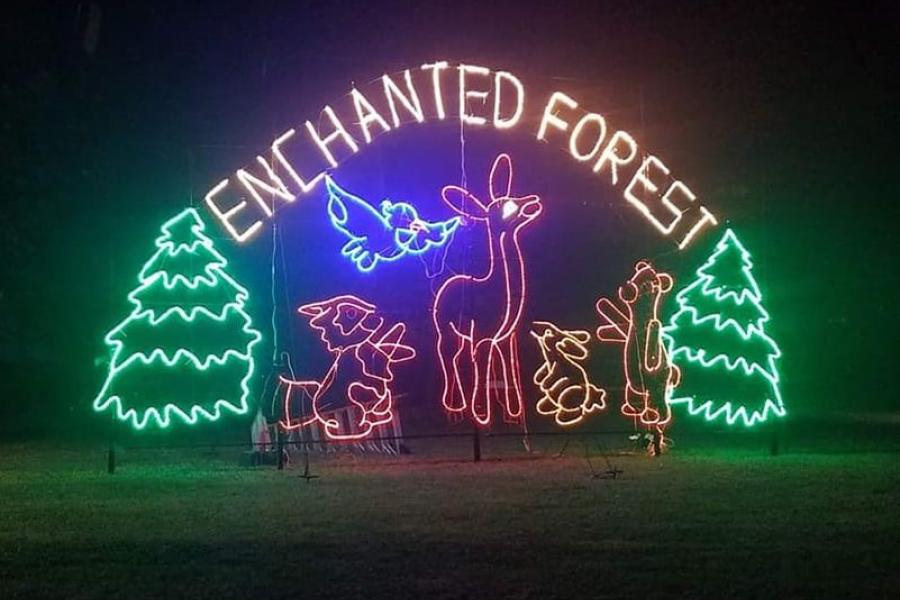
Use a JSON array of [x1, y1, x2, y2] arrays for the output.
[[350, 383, 393, 431]]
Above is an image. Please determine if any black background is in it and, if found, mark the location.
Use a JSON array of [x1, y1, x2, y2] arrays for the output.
[[1, 1, 897, 436]]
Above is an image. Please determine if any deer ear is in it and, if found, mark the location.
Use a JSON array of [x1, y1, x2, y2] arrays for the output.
[[441, 185, 489, 219], [619, 281, 638, 303], [657, 273, 673, 292], [489, 153, 513, 201]]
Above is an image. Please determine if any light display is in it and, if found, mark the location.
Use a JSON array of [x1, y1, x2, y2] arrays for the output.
[[95, 60, 788, 452], [591, 130, 637, 185], [204, 178, 263, 243], [93, 208, 262, 430], [204, 61, 717, 249], [569, 112, 607, 162], [280, 295, 415, 440], [492, 71, 525, 129], [458, 64, 491, 126], [596, 261, 680, 431], [662, 228, 786, 427], [350, 88, 392, 144], [271, 128, 326, 193], [530, 321, 607, 427], [324, 176, 461, 273], [432, 153, 542, 427], [382, 69, 426, 127], [305, 105, 360, 168], [676, 207, 719, 250], [236, 156, 296, 217]]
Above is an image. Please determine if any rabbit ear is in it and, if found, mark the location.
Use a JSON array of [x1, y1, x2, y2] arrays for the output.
[[569, 330, 592, 345], [489, 153, 513, 201], [557, 338, 589, 361], [441, 185, 489, 219]]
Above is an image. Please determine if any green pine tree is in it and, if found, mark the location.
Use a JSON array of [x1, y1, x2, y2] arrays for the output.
[[93, 208, 262, 430], [663, 228, 785, 427]]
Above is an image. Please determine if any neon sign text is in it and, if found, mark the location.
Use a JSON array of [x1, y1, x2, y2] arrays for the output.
[[205, 62, 717, 249]]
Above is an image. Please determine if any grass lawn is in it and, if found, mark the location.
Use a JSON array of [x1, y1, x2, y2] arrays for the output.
[[1, 442, 898, 599]]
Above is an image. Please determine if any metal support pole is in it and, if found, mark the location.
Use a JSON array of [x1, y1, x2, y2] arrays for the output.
[[652, 430, 662, 457], [107, 440, 115, 474], [277, 428, 285, 470], [107, 412, 116, 474], [769, 421, 781, 456], [472, 424, 481, 463]]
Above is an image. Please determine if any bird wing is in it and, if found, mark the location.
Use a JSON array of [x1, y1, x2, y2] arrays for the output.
[[326, 177, 390, 238], [326, 178, 405, 268]]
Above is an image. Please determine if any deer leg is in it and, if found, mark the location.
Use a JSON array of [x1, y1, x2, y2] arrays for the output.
[[437, 328, 467, 412], [472, 341, 493, 426], [504, 334, 524, 422], [489, 345, 508, 422], [454, 334, 477, 412]]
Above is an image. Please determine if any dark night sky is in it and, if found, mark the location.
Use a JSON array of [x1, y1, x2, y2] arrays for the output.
[[1, 1, 897, 433]]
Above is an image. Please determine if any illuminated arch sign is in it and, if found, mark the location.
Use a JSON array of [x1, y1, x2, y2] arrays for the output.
[[95, 60, 786, 435], [204, 60, 717, 249]]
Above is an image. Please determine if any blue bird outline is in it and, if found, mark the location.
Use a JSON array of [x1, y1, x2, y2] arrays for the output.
[[324, 176, 461, 273]]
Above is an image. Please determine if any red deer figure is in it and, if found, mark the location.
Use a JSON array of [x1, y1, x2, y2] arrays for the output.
[[432, 154, 543, 426]]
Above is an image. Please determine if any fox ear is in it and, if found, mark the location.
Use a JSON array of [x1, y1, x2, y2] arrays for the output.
[[489, 154, 513, 201], [441, 185, 489, 220]]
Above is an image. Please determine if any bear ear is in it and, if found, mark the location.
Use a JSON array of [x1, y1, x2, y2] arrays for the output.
[[619, 281, 638, 303], [657, 273, 673, 293], [634, 260, 651, 272]]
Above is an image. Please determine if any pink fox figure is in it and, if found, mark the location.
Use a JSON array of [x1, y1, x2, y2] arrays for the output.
[[432, 154, 543, 427], [595, 261, 680, 430], [280, 295, 415, 440]]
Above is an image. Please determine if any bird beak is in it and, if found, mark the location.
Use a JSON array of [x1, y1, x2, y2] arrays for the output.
[[298, 303, 324, 317]]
